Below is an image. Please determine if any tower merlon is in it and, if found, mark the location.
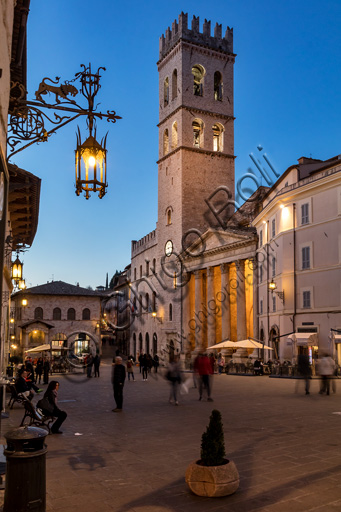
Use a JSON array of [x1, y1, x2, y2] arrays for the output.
[[159, 13, 234, 61]]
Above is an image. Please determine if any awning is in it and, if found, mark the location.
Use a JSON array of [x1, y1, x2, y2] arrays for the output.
[[287, 333, 319, 346], [234, 339, 273, 350], [25, 344, 51, 353], [207, 340, 237, 350]]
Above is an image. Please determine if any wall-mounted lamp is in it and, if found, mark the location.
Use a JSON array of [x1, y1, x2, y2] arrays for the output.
[[8, 63, 121, 199], [11, 253, 23, 282], [152, 311, 163, 324], [21, 298, 28, 306], [268, 279, 285, 303]]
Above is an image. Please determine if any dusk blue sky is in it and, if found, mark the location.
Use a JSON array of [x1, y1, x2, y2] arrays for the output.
[[12, 0, 341, 289]]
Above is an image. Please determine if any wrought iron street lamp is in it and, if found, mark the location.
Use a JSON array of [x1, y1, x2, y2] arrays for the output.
[[8, 63, 121, 199], [268, 279, 285, 303], [11, 254, 23, 282]]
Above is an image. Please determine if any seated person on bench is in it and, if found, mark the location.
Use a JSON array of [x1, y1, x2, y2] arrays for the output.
[[15, 368, 42, 399], [39, 381, 67, 434]]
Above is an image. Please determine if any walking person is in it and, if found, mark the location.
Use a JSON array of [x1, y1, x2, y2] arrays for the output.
[[138, 353, 143, 373], [153, 353, 159, 373], [217, 353, 225, 375], [43, 358, 50, 385], [167, 356, 181, 405], [126, 357, 135, 381], [86, 353, 93, 378], [318, 353, 335, 395], [93, 354, 101, 377], [297, 350, 311, 395], [38, 381, 67, 434], [112, 356, 126, 412], [141, 354, 149, 381], [35, 357, 44, 384], [197, 352, 214, 401]]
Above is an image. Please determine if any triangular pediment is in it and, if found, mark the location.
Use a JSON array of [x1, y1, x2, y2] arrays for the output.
[[183, 228, 256, 257]]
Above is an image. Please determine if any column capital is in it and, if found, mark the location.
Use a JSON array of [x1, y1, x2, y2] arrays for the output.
[[220, 262, 229, 274], [207, 266, 215, 277], [194, 270, 202, 279]]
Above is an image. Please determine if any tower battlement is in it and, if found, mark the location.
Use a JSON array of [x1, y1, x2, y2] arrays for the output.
[[159, 13, 233, 61]]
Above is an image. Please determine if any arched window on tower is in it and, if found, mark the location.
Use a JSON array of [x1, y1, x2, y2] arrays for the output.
[[153, 259, 156, 273], [192, 64, 205, 96], [171, 121, 178, 150], [172, 69, 177, 99], [164, 77, 169, 107], [192, 119, 204, 148], [212, 123, 224, 152], [146, 293, 149, 312], [163, 129, 169, 156], [167, 208, 172, 225], [169, 303, 173, 321], [82, 308, 90, 320], [214, 71, 223, 101]]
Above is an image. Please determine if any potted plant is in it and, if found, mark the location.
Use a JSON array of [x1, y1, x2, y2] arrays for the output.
[[185, 409, 239, 497]]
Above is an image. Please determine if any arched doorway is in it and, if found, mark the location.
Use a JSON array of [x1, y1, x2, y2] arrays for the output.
[[153, 333, 157, 355], [269, 325, 280, 359], [145, 333, 150, 355]]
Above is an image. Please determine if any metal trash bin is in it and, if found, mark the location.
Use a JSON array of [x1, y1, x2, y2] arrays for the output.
[[3, 426, 48, 512]]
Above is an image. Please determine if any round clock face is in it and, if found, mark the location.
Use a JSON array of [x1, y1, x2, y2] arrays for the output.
[[165, 240, 173, 257]]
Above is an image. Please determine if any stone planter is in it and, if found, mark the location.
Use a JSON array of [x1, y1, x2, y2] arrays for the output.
[[185, 459, 239, 497]]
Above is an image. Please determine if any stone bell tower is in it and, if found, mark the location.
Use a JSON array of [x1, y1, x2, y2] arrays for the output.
[[157, 13, 236, 258]]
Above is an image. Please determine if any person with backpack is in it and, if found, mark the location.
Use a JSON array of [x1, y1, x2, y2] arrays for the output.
[[126, 357, 135, 381]]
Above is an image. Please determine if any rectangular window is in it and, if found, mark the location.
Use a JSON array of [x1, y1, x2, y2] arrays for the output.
[[146, 261, 149, 276], [259, 265, 263, 283], [303, 291, 311, 308], [260, 299, 263, 315], [271, 218, 276, 238], [259, 230, 263, 247], [302, 247, 310, 269], [272, 295, 276, 312], [301, 203, 309, 225], [272, 257, 276, 277]]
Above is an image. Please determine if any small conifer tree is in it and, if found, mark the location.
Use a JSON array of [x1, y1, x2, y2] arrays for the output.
[[200, 409, 226, 466]]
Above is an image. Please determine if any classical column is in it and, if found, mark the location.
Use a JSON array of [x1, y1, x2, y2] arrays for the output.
[[182, 271, 192, 351], [206, 267, 216, 347], [194, 270, 203, 349], [236, 259, 247, 341], [251, 258, 259, 340], [220, 263, 230, 341]]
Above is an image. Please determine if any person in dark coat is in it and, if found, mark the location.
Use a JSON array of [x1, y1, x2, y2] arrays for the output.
[[141, 354, 149, 381], [153, 354, 159, 373], [15, 368, 34, 400], [111, 356, 126, 412], [93, 354, 101, 377], [297, 350, 311, 395], [38, 380, 67, 434], [43, 358, 50, 385], [86, 354, 93, 378], [35, 357, 44, 384], [25, 358, 35, 383]]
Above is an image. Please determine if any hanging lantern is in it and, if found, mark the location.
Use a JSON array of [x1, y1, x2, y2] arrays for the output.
[[18, 278, 26, 290], [75, 128, 108, 199], [11, 255, 23, 282]]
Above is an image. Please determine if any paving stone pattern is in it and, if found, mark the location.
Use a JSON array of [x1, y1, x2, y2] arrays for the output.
[[1, 362, 341, 512]]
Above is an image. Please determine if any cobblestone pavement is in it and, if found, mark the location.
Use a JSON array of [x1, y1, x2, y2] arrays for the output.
[[1, 361, 341, 512]]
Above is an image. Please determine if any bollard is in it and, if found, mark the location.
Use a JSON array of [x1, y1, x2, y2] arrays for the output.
[[3, 425, 48, 512]]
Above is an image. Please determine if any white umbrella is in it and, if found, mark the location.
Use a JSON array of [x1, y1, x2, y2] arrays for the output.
[[234, 339, 273, 350], [207, 340, 238, 350], [25, 344, 51, 353]]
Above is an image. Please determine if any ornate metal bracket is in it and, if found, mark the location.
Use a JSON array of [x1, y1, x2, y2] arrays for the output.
[[7, 64, 121, 161]]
